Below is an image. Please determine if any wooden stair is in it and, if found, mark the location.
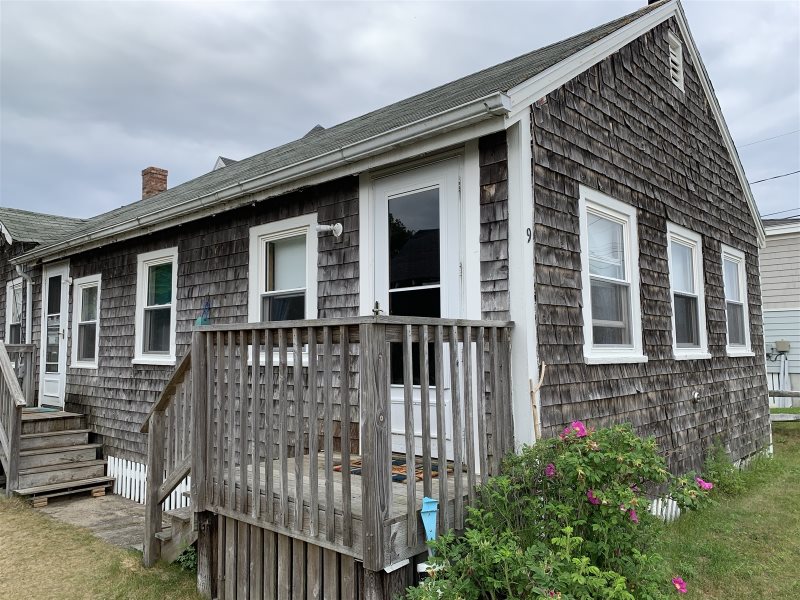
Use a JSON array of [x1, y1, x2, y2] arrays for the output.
[[155, 505, 197, 563], [14, 410, 114, 506]]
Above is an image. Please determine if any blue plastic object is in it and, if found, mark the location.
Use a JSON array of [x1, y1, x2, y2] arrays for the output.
[[420, 497, 439, 544]]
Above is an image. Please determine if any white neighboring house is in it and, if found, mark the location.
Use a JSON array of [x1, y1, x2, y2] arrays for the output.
[[760, 217, 800, 405]]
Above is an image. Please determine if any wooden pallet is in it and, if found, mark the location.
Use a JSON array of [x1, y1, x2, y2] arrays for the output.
[[22, 478, 115, 508]]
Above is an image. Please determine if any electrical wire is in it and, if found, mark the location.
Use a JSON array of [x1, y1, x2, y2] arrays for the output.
[[749, 170, 800, 185]]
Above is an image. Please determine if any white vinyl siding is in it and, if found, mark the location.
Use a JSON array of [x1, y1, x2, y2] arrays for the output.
[[579, 186, 645, 364], [71, 274, 101, 369], [759, 231, 800, 310], [764, 309, 800, 390], [134, 247, 178, 365], [666, 223, 709, 359]]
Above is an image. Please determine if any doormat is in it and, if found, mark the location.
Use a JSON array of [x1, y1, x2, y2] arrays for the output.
[[334, 457, 454, 483]]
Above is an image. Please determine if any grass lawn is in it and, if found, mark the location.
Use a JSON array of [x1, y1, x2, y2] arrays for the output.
[[658, 422, 800, 599], [770, 406, 800, 414], [0, 496, 201, 600]]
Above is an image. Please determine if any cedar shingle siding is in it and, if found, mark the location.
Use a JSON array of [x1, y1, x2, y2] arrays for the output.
[[60, 178, 359, 463], [532, 20, 769, 473]]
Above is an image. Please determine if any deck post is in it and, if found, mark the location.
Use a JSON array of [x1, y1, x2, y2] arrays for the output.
[[191, 330, 208, 511], [360, 322, 391, 576], [143, 409, 165, 567], [6, 406, 21, 495]]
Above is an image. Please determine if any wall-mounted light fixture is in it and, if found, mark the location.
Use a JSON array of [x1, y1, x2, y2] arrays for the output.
[[316, 223, 343, 238]]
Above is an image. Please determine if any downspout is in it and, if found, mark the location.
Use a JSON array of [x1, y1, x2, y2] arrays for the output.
[[15, 264, 33, 345]]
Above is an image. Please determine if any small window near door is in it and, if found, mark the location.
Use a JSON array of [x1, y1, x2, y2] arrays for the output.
[[721, 245, 751, 354], [5, 279, 24, 344], [134, 248, 178, 364], [72, 274, 101, 368], [666, 224, 708, 359], [248, 214, 318, 324]]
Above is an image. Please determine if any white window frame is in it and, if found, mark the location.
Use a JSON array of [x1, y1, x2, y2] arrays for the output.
[[579, 186, 646, 364], [134, 247, 178, 365], [71, 274, 101, 369], [247, 213, 318, 324], [5, 277, 30, 344], [721, 244, 752, 356], [667, 31, 684, 92], [666, 224, 710, 360]]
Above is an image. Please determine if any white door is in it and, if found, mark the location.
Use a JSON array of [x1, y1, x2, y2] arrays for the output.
[[373, 158, 462, 458], [39, 262, 70, 408]]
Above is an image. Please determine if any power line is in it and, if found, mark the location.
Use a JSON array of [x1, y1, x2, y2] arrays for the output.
[[739, 129, 800, 148], [749, 170, 800, 185], [760, 207, 800, 218]]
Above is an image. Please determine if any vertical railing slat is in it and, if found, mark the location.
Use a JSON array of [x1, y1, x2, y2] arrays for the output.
[[215, 331, 224, 507], [402, 324, 417, 546], [239, 330, 250, 514], [227, 331, 236, 509], [252, 329, 262, 520], [308, 326, 320, 538], [419, 325, 433, 499], [489, 327, 501, 476], [463, 326, 476, 505], [278, 328, 289, 527], [323, 326, 335, 542], [293, 327, 305, 532], [264, 328, 275, 523], [340, 325, 353, 548], [449, 325, 464, 530], [475, 327, 488, 484], [434, 325, 448, 533]]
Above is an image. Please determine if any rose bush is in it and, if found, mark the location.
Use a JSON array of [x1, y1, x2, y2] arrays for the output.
[[407, 423, 712, 600]]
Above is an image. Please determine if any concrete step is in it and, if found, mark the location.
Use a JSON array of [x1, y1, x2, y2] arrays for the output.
[[20, 429, 91, 451], [18, 459, 106, 489], [160, 506, 197, 563], [19, 444, 102, 470], [21, 411, 85, 435]]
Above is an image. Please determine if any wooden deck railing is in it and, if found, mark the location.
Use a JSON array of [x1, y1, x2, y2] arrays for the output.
[[142, 351, 193, 567], [0, 342, 28, 495], [5, 344, 35, 406], [142, 316, 514, 574]]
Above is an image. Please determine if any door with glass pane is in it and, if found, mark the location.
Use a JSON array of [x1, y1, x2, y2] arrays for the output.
[[373, 158, 462, 459], [39, 262, 70, 408]]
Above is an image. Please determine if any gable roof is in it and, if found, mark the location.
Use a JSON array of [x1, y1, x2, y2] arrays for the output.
[[17, 0, 763, 263], [0, 206, 86, 246]]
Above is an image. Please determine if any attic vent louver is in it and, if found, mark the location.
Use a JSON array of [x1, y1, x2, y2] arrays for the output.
[[667, 31, 684, 92]]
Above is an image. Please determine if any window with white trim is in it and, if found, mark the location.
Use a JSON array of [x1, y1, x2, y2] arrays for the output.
[[667, 31, 684, 91], [248, 214, 318, 323], [579, 186, 645, 364], [5, 279, 24, 344], [134, 248, 178, 364], [71, 274, 101, 368], [666, 224, 709, 359], [721, 245, 751, 354]]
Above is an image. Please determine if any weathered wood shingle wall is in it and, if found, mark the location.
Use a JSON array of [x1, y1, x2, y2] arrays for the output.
[[62, 178, 359, 463], [532, 20, 770, 473], [479, 133, 510, 320]]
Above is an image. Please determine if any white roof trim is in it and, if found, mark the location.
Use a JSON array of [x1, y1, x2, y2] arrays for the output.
[[764, 222, 800, 236], [0, 220, 12, 245], [504, 0, 765, 248]]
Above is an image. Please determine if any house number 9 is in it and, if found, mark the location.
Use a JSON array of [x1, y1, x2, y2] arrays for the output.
[[526, 227, 532, 243]]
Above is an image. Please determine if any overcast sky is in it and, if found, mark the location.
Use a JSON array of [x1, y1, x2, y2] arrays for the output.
[[1, 0, 798, 221]]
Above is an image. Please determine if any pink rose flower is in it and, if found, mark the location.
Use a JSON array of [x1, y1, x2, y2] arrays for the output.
[[587, 489, 600, 505], [545, 463, 556, 478], [561, 420, 588, 438], [629, 508, 639, 524], [695, 477, 714, 491], [672, 577, 687, 594]]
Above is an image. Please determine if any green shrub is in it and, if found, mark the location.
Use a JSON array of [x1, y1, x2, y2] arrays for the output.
[[407, 423, 712, 600], [702, 442, 745, 496], [175, 545, 197, 572]]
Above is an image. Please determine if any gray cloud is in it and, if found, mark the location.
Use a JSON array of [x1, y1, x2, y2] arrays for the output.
[[1, 0, 798, 219]]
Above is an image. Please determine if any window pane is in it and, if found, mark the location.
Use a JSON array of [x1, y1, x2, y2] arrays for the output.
[[723, 258, 740, 301], [389, 188, 440, 289], [80, 286, 98, 321], [670, 241, 694, 294], [390, 342, 436, 386], [726, 302, 746, 346], [47, 275, 62, 315], [590, 278, 631, 345], [147, 263, 173, 306], [588, 213, 625, 280], [10, 286, 23, 324], [9, 324, 21, 345], [388, 287, 441, 318], [262, 293, 305, 322], [268, 236, 306, 292], [78, 323, 97, 361], [674, 293, 699, 347], [144, 307, 171, 353], [46, 315, 59, 372]]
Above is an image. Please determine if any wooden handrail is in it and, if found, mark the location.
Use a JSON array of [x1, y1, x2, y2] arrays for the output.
[[140, 352, 191, 433], [0, 342, 26, 496], [195, 315, 514, 333], [0, 344, 26, 408]]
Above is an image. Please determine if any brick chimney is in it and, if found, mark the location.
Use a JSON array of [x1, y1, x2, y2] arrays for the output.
[[141, 166, 168, 199]]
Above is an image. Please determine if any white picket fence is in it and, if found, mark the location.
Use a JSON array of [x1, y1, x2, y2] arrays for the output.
[[107, 455, 191, 511], [649, 497, 681, 522]]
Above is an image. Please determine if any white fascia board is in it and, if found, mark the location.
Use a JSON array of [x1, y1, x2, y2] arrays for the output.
[[18, 94, 510, 265], [503, 0, 765, 248], [765, 222, 800, 237]]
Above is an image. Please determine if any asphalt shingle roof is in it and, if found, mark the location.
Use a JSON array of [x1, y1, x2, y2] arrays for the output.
[[22, 1, 665, 257], [0, 207, 86, 245], [762, 217, 800, 228]]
